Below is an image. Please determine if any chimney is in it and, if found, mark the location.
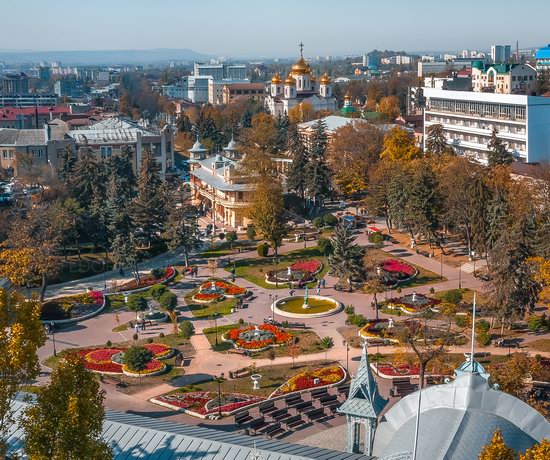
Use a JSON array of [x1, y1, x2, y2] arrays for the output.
[[44, 123, 51, 142]]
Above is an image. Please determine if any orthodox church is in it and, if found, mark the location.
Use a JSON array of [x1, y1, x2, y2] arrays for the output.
[[265, 43, 338, 117]]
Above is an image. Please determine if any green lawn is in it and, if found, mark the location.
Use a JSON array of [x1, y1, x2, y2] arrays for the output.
[[227, 246, 330, 290], [183, 285, 237, 319], [203, 324, 236, 351], [198, 241, 257, 259], [166, 360, 340, 398]]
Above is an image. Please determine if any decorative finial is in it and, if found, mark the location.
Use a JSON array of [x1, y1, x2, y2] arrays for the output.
[[299, 41, 304, 58]]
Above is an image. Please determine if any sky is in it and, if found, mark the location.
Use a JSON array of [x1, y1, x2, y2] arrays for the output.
[[3, 0, 550, 57]]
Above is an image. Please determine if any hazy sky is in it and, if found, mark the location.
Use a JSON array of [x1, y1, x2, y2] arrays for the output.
[[4, 0, 550, 57]]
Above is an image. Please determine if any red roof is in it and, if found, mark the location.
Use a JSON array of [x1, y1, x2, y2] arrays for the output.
[[0, 106, 71, 122], [368, 226, 382, 232], [457, 69, 472, 77]]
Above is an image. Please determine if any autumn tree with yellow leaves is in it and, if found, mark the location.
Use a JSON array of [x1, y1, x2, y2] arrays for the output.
[[380, 127, 422, 162], [0, 289, 45, 456], [479, 430, 516, 460], [21, 354, 112, 460], [520, 439, 550, 460]]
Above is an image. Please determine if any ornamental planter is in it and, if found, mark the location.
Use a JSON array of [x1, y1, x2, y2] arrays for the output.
[[41, 292, 107, 325], [269, 365, 347, 398], [108, 267, 177, 295], [122, 362, 167, 378]]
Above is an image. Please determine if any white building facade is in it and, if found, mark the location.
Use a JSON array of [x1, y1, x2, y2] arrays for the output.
[[471, 62, 537, 95], [424, 88, 550, 164]]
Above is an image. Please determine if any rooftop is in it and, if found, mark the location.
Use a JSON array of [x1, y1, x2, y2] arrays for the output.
[[68, 117, 159, 144]]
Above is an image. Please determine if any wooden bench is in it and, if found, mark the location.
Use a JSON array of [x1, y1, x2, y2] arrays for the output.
[[234, 411, 253, 427], [229, 367, 251, 379], [284, 415, 306, 430], [271, 409, 291, 422], [323, 400, 341, 411], [311, 388, 328, 399], [318, 394, 337, 405], [249, 418, 268, 434], [258, 401, 277, 415], [263, 423, 285, 439], [288, 322, 307, 329], [305, 407, 326, 422], [293, 401, 313, 412], [286, 397, 305, 408], [227, 349, 247, 357]]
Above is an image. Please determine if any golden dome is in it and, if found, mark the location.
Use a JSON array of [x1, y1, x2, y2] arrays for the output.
[[320, 73, 331, 85], [344, 93, 351, 100], [291, 57, 311, 75], [284, 73, 295, 85], [271, 73, 282, 84]]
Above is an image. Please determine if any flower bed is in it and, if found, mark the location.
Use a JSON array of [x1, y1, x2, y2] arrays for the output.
[[41, 291, 105, 321], [289, 259, 323, 275], [193, 292, 225, 303], [372, 362, 421, 379], [385, 293, 441, 315], [151, 392, 265, 418], [358, 319, 400, 343], [378, 259, 418, 287], [123, 360, 166, 377], [143, 342, 175, 359], [192, 279, 246, 303], [265, 259, 322, 285], [223, 324, 291, 350], [110, 267, 176, 293], [271, 365, 346, 397]]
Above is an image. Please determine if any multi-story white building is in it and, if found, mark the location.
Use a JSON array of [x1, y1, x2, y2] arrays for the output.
[[471, 61, 536, 95], [535, 44, 550, 71], [193, 63, 247, 80], [423, 88, 550, 164]]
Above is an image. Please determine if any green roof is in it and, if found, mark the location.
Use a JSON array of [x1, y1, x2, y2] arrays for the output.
[[475, 63, 523, 74]]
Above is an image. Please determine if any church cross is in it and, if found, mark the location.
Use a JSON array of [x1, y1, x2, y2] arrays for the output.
[[299, 42, 304, 57]]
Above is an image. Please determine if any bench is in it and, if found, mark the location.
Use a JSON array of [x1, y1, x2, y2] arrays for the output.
[[323, 400, 341, 411], [249, 418, 268, 434], [305, 408, 326, 422], [271, 409, 291, 422], [311, 388, 328, 399], [288, 322, 307, 329], [286, 397, 305, 408], [235, 411, 253, 426], [227, 349, 248, 357], [258, 401, 277, 415], [284, 415, 306, 430], [229, 368, 251, 379], [263, 423, 285, 439], [293, 401, 313, 412], [318, 394, 337, 405]]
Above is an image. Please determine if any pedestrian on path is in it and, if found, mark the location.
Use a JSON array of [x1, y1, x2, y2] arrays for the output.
[[289, 289, 295, 296], [316, 286, 321, 295], [134, 323, 139, 335], [141, 318, 146, 331], [321, 278, 326, 289]]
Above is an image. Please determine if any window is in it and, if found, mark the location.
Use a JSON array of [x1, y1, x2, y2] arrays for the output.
[[238, 192, 244, 200], [100, 146, 112, 158], [2, 149, 8, 159]]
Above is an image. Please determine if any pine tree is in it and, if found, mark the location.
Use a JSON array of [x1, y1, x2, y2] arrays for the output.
[[132, 148, 166, 243], [425, 124, 454, 155], [478, 430, 516, 460], [328, 223, 365, 288], [286, 123, 309, 207], [163, 202, 201, 266], [21, 354, 112, 460], [58, 144, 76, 186], [485, 185, 509, 252], [70, 145, 100, 209], [274, 114, 290, 152], [306, 119, 331, 205], [176, 114, 192, 132], [487, 128, 513, 167]]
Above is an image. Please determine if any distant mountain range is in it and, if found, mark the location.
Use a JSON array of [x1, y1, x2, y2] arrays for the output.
[[0, 48, 214, 66]]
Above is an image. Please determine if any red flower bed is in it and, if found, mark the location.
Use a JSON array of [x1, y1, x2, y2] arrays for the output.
[[381, 259, 415, 277], [194, 292, 222, 302], [143, 343, 173, 358], [376, 363, 421, 376], [290, 259, 322, 274], [273, 366, 345, 396], [84, 348, 123, 364], [199, 280, 246, 296], [112, 267, 175, 293], [226, 324, 291, 350], [75, 348, 124, 373], [155, 392, 264, 415], [124, 359, 165, 374]]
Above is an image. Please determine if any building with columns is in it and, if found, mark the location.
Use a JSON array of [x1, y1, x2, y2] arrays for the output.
[[265, 44, 337, 117], [188, 137, 253, 230]]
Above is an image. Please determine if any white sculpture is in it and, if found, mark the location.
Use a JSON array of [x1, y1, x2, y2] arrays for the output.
[[251, 374, 262, 390]]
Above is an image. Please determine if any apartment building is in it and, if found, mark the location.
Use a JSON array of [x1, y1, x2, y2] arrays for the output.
[[471, 62, 536, 95], [423, 88, 550, 164]]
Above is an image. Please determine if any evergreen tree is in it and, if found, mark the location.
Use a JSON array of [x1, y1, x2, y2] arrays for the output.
[[286, 123, 309, 206], [274, 114, 290, 152], [132, 148, 166, 243], [176, 114, 192, 133], [487, 128, 513, 167], [485, 185, 509, 252], [58, 144, 76, 186], [306, 120, 331, 205], [328, 223, 365, 288], [241, 109, 252, 128], [70, 145, 100, 210], [107, 145, 137, 204], [21, 354, 111, 460], [425, 124, 454, 155], [163, 202, 201, 266]]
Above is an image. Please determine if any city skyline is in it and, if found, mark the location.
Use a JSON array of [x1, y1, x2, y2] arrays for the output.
[[3, 0, 550, 58]]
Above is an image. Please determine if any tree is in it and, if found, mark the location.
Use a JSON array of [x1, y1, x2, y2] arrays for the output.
[[132, 148, 166, 243], [328, 123, 384, 196], [21, 354, 111, 460], [274, 113, 290, 152], [363, 256, 386, 320], [179, 320, 195, 340], [0, 204, 61, 301], [378, 96, 400, 121], [159, 291, 177, 311], [380, 127, 422, 161], [247, 178, 287, 256], [58, 144, 76, 186], [489, 353, 542, 399], [70, 145, 100, 210], [478, 430, 516, 460], [286, 123, 310, 211], [127, 295, 147, 321], [163, 203, 200, 267], [0, 290, 45, 456], [306, 119, 331, 205], [287, 344, 300, 368], [318, 237, 334, 256], [520, 439, 550, 460], [123, 346, 154, 385], [487, 128, 513, 167], [425, 124, 454, 156], [329, 223, 365, 288], [528, 257, 550, 306]]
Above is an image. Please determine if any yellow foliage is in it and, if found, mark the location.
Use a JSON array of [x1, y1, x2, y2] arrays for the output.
[[479, 430, 516, 460], [380, 127, 422, 161], [520, 439, 550, 460], [528, 257, 550, 306]]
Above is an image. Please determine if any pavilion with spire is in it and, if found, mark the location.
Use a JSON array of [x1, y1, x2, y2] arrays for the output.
[[338, 342, 387, 456]]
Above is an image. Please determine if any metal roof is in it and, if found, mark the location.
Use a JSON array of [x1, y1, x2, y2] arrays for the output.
[[5, 399, 369, 460], [535, 45, 550, 59], [372, 372, 550, 460]]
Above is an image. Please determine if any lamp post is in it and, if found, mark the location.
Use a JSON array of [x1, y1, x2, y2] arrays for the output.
[[273, 294, 278, 324], [343, 340, 349, 374], [216, 372, 225, 418], [440, 252, 443, 280], [303, 227, 307, 249], [274, 257, 280, 289], [458, 262, 462, 289], [472, 251, 476, 278], [50, 321, 57, 357], [102, 259, 107, 290]]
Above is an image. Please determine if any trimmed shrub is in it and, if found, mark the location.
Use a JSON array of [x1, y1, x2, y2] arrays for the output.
[[455, 315, 469, 328], [159, 291, 178, 311], [151, 268, 165, 279], [476, 330, 492, 347], [323, 213, 338, 227], [318, 237, 334, 256], [218, 233, 225, 240], [159, 332, 165, 338], [313, 217, 324, 229], [147, 338, 154, 344], [106, 340, 112, 347], [226, 231, 238, 243], [257, 243, 269, 257], [348, 314, 368, 327], [344, 305, 355, 315], [179, 320, 195, 340], [246, 225, 256, 240], [476, 319, 491, 333], [368, 232, 384, 245], [320, 336, 334, 349], [442, 289, 464, 305], [149, 284, 168, 300]]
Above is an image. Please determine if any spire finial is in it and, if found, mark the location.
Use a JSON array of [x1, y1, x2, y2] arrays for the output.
[[470, 291, 477, 373], [299, 41, 304, 58]]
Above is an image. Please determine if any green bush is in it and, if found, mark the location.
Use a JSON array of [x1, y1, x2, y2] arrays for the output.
[[476, 330, 492, 347], [132, 333, 139, 341], [151, 268, 165, 279], [257, 243, 269, 257], [476, 319, 491, 333], [323, 213, 338, 227], [218, 233, 225, 240], [313, 217, 324, 229], [124, 346, 154, 372], [320, 336, 334, 349], [528, 315, 548, 332], [348, 314, 368, 327], [246, 226, 256, 240], [149, 284, 168, 300], [318, 237, 334, 255], [226, 231, 238, 243], [344, 305, 355, 315], [442, 289, 464, 305], [159, 291, 178, 311], [147, 338, 154, 344], [429, 287, 435, 294], [159, 332, 165, 338], [127, 295, 147, 315], [179, 320, 195, 340], [455, 315, 469, 328], [106, 340, 112, 347], [368, 232, 384, 245]]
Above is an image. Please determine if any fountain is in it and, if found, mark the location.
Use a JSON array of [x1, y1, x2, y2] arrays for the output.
[[251, 374, 262, 390], [388, 318, 395, 329], [272, 294, 343, 318], [412, 292, 417, 302], [302, 285, 310, 309]]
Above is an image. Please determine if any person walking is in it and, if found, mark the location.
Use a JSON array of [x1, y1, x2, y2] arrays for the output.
[[316, 286, 321, 295], [141, 318, 146, 331], [134, 323, 139, 335]]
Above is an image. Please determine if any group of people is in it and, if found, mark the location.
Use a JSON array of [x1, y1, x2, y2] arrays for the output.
[[129, 318, 148, 335], [288, 278, 327, 296]]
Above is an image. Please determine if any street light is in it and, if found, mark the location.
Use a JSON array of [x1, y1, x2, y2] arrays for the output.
[[440, 252, 443, 280], [50, 322, 57, 357], [458, 262, 462, 289], [343, 340, 349, 374], [274, 257, 280, 289], [102, 259, 107, 290], [216, 373, 225, 418]]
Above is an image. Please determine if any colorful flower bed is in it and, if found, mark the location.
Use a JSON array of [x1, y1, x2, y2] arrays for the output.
[[289, 259, 323, 274], [378, 259, 417, 287], [193, 292, 225, 302], [358, 319, 400, 343], [385, 293, 441, 314], [373, 362, 421, 379], [123, 359, 166, 376], [271, 366, 346, 397], [152, 392, 265, 418], [224, 324, 291, 350], [111, 267, 176, 293], [143, 342, 175, 359], [266, 259, 322, 285], [41, 291, 105, 321], [193, 279, 246, 303]]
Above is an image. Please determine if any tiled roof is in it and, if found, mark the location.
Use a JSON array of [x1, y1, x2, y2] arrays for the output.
[[0, 128, 45, 145], [0, 106, 70, 122]]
